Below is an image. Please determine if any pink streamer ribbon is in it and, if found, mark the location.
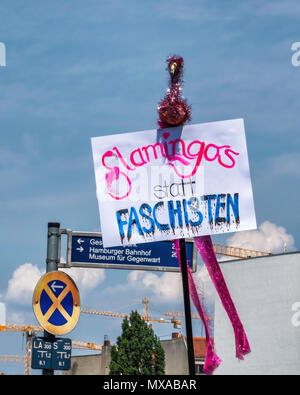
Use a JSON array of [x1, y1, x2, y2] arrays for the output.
[[194, 235, 251, 360], [173, 239, 221, 375], [157, 117, 250, 371]]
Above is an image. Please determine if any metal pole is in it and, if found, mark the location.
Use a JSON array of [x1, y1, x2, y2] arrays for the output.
[[42, 222, 60, 376], [46, 222, 60, 272], [179, 238, 195, 375]]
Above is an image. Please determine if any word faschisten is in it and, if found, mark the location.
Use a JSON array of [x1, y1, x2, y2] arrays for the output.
[[116, 193, 240, 243]]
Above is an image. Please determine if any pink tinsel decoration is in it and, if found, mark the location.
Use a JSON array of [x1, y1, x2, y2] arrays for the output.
[[158, 55, 191, 127]]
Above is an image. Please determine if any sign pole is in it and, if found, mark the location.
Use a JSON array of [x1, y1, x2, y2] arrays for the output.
[[179, 238, 195, 375], [42, 222, 60, 376], [156, 56, 195, 375]]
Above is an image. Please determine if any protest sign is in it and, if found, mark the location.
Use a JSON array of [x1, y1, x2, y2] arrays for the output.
[[91, 118, 256, 247]]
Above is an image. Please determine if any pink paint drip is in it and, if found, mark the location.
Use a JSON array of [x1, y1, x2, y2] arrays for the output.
[[105, 167, 132, 200], [173, 239, 221, 375], [194, 235, 251, 359]]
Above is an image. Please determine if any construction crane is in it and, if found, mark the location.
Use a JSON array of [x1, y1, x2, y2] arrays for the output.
[[164, 310, 214, 321], [213, 243, 271, 259], [80, 308, 130, 320], [140, 298, 213, 328], [141, 297, 181, 328], [80, 305, 181, 328], [0, 323, 102, 375], [81, 298, 205, 331], [0, 354, 25, 364]]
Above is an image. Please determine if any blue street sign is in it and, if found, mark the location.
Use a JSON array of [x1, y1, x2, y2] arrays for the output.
[[31, 337, 52, 370], [51, 338, 72, 370], [61, 231, 197, 272], [31, 337, 72, 371]]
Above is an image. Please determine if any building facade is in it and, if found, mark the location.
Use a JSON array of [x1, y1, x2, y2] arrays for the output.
[[214, 251, 300, 374]]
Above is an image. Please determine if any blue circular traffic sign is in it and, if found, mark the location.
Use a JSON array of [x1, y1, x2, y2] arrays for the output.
[[33, 271, 80, 335]]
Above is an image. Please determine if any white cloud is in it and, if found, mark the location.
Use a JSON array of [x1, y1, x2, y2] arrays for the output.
[[5, 263, 105, 306], [61, 267, 105, 292], [5, 263, 44, 305], [127, 270, 182, 302], [126, 265, 216, 308], [226, 221, 295, 253]]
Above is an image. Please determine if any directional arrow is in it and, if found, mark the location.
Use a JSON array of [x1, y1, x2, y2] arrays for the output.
[[50, 281, 64, 293], [77, 238, 84, 245], [76, 246, 84, 253]]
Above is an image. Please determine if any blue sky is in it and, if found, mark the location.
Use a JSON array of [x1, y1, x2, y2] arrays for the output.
[[0, 1, 299, 374]]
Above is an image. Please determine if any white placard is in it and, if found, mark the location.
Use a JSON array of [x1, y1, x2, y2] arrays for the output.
[[91, 119, 256, 247]]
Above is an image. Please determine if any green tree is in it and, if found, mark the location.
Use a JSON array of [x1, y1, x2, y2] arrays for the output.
[[109, 310, 165, 375]]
